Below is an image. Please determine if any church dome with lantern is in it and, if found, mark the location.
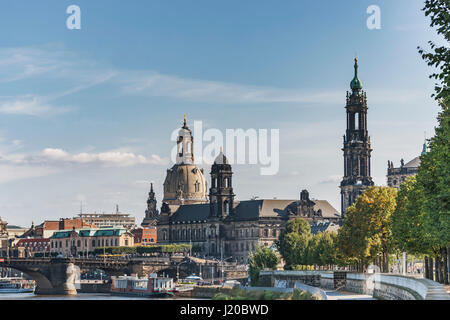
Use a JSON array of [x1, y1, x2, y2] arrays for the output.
[[163, 116, 208, 205]]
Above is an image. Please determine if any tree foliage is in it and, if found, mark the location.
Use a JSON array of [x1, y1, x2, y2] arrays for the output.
[[276, 217, 338, 268], [248, 246, 280, 286], [337, 187, 397, 271], [418, 0, 450, 100], [416, 103, 450, 250], [391, 176, 435, 255], [276, 218, 312, 267]]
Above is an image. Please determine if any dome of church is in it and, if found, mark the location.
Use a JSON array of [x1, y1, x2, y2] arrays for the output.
[[162, 116, 208, 205], [350, 58, 363, 91], [214, 149, 229, 165], [163, 164, 208, 205]]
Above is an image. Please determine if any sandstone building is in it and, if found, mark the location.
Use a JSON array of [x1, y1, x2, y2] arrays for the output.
[[144, 118, 341, 263], [387, 143, 426, 189]]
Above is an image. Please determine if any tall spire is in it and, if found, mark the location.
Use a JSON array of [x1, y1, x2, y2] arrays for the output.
[[421, 141, 427, 156], [183, 114, 187, 128], [350, 57, 363, 93]]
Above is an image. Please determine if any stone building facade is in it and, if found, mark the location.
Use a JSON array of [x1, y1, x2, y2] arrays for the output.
[[147, 119, 341, 263], [340, 58, 374, 217], [387, 143, 426, 189], [49, 227, 134, 256], [0, 217, 8, 249]]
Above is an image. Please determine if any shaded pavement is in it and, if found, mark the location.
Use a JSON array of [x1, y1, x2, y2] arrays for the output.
[[324, 290, 375, 300]]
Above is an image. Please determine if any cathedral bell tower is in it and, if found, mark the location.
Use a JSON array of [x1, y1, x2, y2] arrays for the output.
[[209, 148, 235, 219], [340, 58, 374, 217], [141, 182, 159, 227]]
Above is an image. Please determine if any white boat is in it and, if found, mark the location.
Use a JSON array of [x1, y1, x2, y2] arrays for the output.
[[0, 277, 35, 293]]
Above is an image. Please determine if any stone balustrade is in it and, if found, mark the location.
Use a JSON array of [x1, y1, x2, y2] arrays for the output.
[[259, 270, 450, 300]]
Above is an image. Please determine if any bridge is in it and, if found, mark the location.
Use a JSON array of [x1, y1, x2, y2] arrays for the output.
[[0, 257, 171, 295], [0, 256, 248, 295]]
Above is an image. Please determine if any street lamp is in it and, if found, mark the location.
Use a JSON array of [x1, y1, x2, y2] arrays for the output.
[[176, 260, 189, 282]]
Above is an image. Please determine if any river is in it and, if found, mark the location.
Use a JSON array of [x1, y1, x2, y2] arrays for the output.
[[0, 292, 195, 300]]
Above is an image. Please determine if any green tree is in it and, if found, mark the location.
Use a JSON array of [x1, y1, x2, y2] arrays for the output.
[[416, 0, 450, 284], [316, 231, 338, 267], [337, 186, 397, 272], [305, 234, 320, 267], [418, 0, 449, 101], [276, 218, 312, 268], [248, 246, 280, 286], [391, 177, 433, 255]]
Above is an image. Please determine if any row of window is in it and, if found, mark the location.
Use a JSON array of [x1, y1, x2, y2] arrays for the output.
[[19, 241, 49, 247], [165, 227, 279, 241], [232, 228, 277, 239], [51, 238, 125, 249], [170, 228, 207, 241], [211, 177, 231, 189]]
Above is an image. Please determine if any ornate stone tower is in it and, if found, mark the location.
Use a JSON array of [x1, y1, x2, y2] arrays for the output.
[[209, 148, 235, 219], [141, 183, 159, 227], [340, 58, 374, 217], [163, 116, 208, 205]]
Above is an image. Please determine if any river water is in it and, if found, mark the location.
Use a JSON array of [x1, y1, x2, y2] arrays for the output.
[[0, 292, 193, 300]]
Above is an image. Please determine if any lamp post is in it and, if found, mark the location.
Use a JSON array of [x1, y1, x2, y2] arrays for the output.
[[176, 260, 189, 282]]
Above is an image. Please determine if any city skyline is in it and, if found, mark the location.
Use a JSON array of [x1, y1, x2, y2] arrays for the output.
[[0, 0, 443, 226]]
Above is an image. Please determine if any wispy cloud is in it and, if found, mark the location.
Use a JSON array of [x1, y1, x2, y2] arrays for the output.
[[0, 44, 433, 117], [119, 71, 343, 105], [0, 95, 71, 116], [0, 148, 168, 168], [0, 164, 59, 184], [318, 175, 342, 184]]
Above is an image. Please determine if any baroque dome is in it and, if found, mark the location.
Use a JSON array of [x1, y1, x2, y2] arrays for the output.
[[163, 164, 208, 205], [162, 116, 208, 205]]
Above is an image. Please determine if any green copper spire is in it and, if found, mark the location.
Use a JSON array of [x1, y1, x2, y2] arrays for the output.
[[421, 141, 427, 155], [350, 58, 363, 93]]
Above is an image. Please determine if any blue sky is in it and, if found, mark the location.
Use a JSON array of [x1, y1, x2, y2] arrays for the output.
[[0, 0, 443, 227]]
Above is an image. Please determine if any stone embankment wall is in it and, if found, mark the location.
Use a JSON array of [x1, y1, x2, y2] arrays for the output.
[[259, 270, 450, 300], [78, 281, 111, 294]]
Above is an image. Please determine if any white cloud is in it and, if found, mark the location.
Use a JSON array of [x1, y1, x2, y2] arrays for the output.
[[0, 95, 71, 116], [0, 164, 59, 184], [0, 148, 168, 168], [318, 175, 342, 184], [0, 45, 434, 116], [119, 71, 343, 105]]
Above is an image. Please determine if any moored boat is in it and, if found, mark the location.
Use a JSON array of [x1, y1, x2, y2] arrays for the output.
[[111, 274, 174, 298], [0, 277, 35, 293]]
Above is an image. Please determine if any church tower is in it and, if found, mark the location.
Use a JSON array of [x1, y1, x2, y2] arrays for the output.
[[340, 58, 374, 217], [209, 148, 235, 219], [142, 182, 159, 227], [163, 116, 208, 205]]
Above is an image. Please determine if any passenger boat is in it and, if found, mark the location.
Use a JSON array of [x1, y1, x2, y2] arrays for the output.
[[0, 277, 35, 293], [110, 274, 175, 298]]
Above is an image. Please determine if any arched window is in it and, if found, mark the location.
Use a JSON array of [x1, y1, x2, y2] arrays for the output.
[[195, 181, 200, 192], [224, 201, 229, 215]]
